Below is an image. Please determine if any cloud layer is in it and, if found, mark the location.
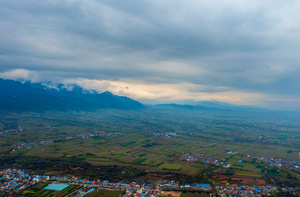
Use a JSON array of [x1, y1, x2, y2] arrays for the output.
[[1, 0, 300, 109]]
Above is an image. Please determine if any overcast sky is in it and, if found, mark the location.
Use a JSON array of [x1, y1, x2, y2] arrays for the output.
[[1, 0, 300, 110]]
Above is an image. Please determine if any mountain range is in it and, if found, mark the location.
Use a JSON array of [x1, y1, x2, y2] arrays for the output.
[[0, 78, 144, 112], [0, 78, 262, 113]]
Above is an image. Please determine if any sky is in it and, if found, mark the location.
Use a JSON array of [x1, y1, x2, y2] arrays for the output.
[[1, 0, 300, 110]]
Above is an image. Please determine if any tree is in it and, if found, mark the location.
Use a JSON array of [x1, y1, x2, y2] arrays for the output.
[[226, 169, 233, 175]]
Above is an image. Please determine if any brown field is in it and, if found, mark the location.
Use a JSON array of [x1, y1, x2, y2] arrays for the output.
[[213, 174, 267, 185], [181, 193, 210, 197], [160, 191, 182, 197]]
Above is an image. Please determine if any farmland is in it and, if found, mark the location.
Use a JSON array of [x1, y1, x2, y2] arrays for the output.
[[0, 106, 300, 186], [86, 189, 124, 197], [22, 182, 81, 197]]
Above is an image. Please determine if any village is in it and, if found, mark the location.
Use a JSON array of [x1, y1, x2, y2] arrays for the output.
[[215, 185, 296, 197], [12, 140, 53, 149], [69, 131, 125, 139], [0, 126, 55, 134], [152, 131, 187, 138], [8, 130, 124, 150], [247, 155, 300, 172], [179, 152, 232, 168], [180, 152, 300, 173], [1, 168, 298, 197]]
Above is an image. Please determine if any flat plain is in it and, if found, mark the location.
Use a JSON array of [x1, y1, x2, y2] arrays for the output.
[[1, 107, 300, 186]]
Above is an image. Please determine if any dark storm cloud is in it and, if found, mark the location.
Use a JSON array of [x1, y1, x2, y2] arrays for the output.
[[1, 0, 300, 107]]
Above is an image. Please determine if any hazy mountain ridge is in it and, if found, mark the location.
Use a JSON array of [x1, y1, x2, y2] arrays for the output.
[[153, 101, 258, 112], [24, 81, 99, 95], [0, 78, 144, 112], [0, 78, 271, 113]]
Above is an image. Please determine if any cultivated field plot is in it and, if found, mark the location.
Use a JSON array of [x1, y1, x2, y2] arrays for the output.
[[86, 189, 124, 197], [181, 193, 210, 197]]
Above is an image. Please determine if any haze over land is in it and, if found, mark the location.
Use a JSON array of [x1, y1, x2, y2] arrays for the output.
[[2, 2, 300, 195], [1, 0, 300, 110]]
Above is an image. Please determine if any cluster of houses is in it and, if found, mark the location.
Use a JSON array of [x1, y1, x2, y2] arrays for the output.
[[247, 155, 300, 172], [179, 152, 232, 168], [152, 132, 180, 137], [0, 126, 54, 134], [12, 140, 53, 149], [226, 151, 238, 155], [1, 168, 299, 196], [180, 151, 300, 173], [86, 180, 212, 197], [124, 185, 152, 197], [8, 130, 125, 151], [78, 188, 95, 197], [95, 131, 125, 137], [0, 169, 81, 193], [0, 169, 38, 192], [161, 182, 212, 192], [0, 168, 212, 195], [68, 131, 125, 139], [0, 128, 19, 134], [216, 184, 279, 196]]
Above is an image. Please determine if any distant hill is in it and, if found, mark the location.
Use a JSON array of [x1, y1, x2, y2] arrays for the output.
[[153, 101, 258, 112], [0, 78, 144, 112]]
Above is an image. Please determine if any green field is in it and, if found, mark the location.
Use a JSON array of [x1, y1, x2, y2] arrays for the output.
[[159, 163, 182, 171], [1, 108, 300, 186]]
